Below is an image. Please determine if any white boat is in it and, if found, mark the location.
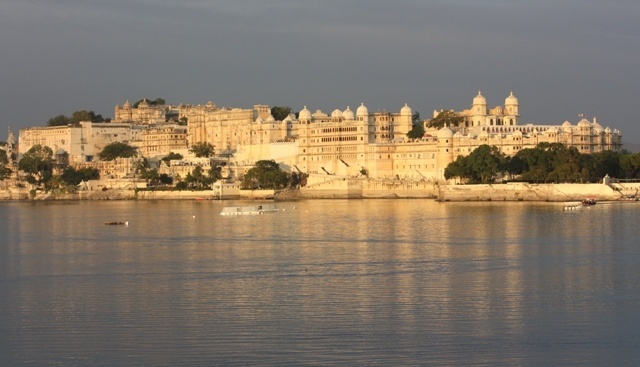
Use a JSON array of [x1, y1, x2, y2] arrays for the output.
[[220, 203, 278, 216]]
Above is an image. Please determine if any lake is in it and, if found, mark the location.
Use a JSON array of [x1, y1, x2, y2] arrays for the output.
[[1, 199, 640, 366]]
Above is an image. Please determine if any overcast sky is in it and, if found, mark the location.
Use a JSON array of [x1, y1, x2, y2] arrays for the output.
[[2, 0, 639, 144]]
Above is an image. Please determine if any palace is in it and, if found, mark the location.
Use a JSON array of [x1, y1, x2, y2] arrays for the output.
[[16, 91, 623, 183]]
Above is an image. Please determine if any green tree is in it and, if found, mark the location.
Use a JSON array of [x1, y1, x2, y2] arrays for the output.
[[0, 165, 11, 180], [620, 153, 640, 179], [241, 160, 290, 189], [0, 149, 10, 180], [47, 110, 106, 126], [60, 166, 100, 186], [161, 152, 183, 164], [69, 110, 105, 125], [47, 114, 71, 126], [98, 142, 137, 161], [133, 98, 165, 107], [18, 144, 55, 188], [183, 166, 214, 189], [189, 142, 215, 158], [406, 111, 425, 139], [427, 110, 464, 129], [271, 106, 293, 121], [444, 144, 505, 184], [0, 149, 8, 166]]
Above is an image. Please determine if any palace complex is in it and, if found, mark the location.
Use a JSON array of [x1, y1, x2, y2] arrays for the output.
[[15, 92, 623, 184]]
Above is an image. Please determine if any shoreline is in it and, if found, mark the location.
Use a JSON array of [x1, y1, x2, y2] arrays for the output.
[[3, 181, 640, 202]]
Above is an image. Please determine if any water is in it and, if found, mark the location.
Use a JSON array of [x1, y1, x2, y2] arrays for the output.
[[1, 199, 640, 366]]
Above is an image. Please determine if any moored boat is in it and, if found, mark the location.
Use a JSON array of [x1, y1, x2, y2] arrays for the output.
[[582, 197, 597, 206]]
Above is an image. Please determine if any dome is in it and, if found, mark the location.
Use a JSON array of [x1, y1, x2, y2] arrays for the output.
[[605, 127, 611, 133], [123, 100, 131, 108], [331, 109, 343, 118], [578, 119, 591, 127], [266, 114, 275, 122], [400, 103, 412, 116], [562, 121, 572, 127], [255, 116, 264, 124], [473, 91, 486, 106], [356, 103, 369, 116], [505, 91, 518, 106], [283, 114, 293, 122], [299, 106, 311, 120], [437, 126, 454, 139], [512, 129, 523, 136], [343, 106, 354, 120], [139, 98, 149, 107]]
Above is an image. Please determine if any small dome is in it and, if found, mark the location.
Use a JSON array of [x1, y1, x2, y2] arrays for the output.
[[266, 114, 275, 122], [331, 109, 343, 118], [123, 100, 131, 108], [512, 130, 523, 136], [356, 103, 369, 116], [605, 127, 611, 133], [473, 91, 486, 105], [400, 103, 412, 116], [299, 106, 311, 120], [505, 91, 518, 105], [255, 116, 264, 124], [283, 115, 293, 122], [437, 126, 454, 139], [343, 106, 354, 120], [139, 98, 149, 107], [562, 121, 572, 127]]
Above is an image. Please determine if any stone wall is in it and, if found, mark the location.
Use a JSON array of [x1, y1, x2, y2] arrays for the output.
[[437, 182, 640, 202]]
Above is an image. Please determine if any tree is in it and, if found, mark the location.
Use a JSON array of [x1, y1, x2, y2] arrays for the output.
[[0, 165, 10, 180], [161, 152, 183, 164], [242, 160, 290, 189], [271, 106, 293, 121], [133, 98, 165, 108], [427, 110, 464, 129], [444, 144, 506, 184], [60, 166, 99, 186], [47, 110, 105, 126], [0, 149, 10, 180], [18, 144, 55, 188], [0, 149, 8, 166], [189, 142, 215, 158], [98, 142, 137, 161], [406, 111, 425, 139], [47, 114, 71, 127], [620, 153, 640, 179], [69, 110, 105, 125]]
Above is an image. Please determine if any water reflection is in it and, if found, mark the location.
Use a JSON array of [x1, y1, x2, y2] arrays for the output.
[[2, 200, 640, 366]]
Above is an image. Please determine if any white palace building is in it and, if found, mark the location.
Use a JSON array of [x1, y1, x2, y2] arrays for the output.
[[17, 92, 622, 183]]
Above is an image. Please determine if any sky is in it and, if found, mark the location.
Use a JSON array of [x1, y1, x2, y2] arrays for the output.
[[2, 0, 639, 145]]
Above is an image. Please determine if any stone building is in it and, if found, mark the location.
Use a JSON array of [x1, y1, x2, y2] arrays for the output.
[[16, 91, 623, 186], [139, 124, 188, 158], [18, 122, 137, 163]]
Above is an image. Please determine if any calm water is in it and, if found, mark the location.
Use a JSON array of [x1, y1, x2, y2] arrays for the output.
[[1, 199, 640, 366]]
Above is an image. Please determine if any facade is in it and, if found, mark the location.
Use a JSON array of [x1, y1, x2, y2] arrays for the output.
[[114, 99, 167, 124], [15, 91, 623, 185], [140, 124, 188, 158], [18, 122, 136, 163]]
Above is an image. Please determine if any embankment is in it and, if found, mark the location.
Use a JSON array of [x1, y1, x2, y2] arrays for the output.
[[437, 182, 640, 202]]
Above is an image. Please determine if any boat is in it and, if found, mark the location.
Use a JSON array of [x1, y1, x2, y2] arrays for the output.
[[105, 221, 129, 225], [220, 204, 278, 216], [582, 197, 597, 206]]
